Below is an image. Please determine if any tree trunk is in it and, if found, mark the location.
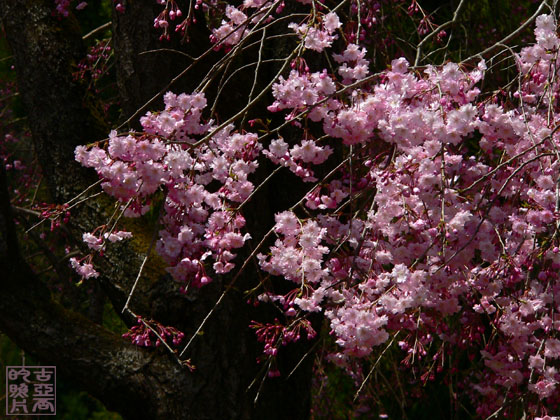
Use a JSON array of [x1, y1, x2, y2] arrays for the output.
[[0, 1, 313, 418]]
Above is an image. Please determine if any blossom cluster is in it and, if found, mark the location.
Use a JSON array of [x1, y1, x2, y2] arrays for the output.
[[288, 11, 341, 53], [75, 92, 257, 289], [53, 0, 87, 17], [258, 12, 560, 416], [73, 2, 560, 416], [258, 211, 330, 285], [69, 256, 99, 279]]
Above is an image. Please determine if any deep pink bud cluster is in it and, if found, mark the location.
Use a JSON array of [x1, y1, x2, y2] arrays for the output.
[[250, 317, 316, 374], [33, 203, 71, 232], [74, 41, 112, 82], [153, 0, 182, 41], [122, 316, 185, 348]]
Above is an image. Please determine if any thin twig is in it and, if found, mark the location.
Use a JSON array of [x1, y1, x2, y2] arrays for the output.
[[83, 21, 112, 40], [461, 0, 548, 64], [122, 220, 159, 314], [353, 332, 400, 402], [414, 0, 466, 66]]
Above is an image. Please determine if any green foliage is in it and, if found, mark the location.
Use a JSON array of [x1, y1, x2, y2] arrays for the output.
[[311, 362, 359, 419], [102, 300, 129, 335], [76, 0, 113, 36]]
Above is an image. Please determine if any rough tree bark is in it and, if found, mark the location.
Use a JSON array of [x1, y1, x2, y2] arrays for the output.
[[0, 1, 314, 419]]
